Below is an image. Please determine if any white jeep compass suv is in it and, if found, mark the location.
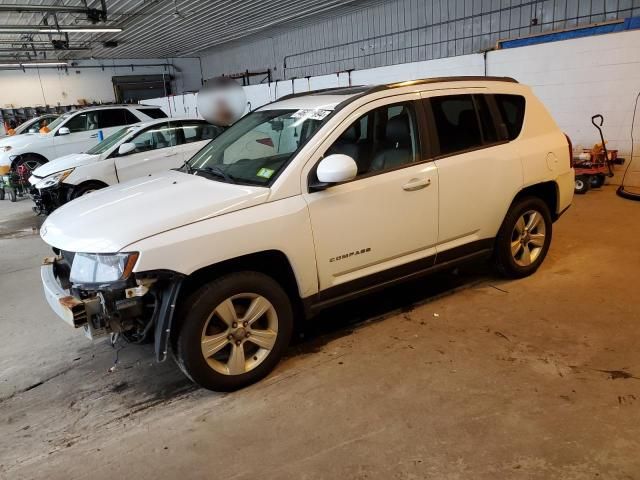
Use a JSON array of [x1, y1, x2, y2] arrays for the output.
[[39, 77, 574, 391]]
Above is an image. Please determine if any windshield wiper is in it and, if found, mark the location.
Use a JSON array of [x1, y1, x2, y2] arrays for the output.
[[191, 165, 237, 183]]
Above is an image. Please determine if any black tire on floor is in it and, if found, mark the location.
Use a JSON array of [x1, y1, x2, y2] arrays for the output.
[[174, 271, 294, 391], [493, 196, 553, 279], [575, 175, 590, 194], [590, 174, 605, 188], [0, 187, 4, 201], [8, 188, 17, 202]]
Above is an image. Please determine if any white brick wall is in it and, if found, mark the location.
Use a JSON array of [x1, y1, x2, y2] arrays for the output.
[[488, 30, 640, 157]]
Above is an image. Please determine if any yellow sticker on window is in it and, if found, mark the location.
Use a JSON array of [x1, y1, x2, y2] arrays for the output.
[[256, 167, 275, 179]]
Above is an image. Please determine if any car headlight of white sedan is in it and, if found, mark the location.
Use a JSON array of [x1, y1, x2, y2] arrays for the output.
[[70, 252, 139, 284], [36, 168, 74, 189]]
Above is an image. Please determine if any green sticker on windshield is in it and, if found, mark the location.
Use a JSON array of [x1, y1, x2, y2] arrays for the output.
[[256, 167, 275, 179]]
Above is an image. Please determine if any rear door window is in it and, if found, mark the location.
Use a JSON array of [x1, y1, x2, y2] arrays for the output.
[[473, 95, 499, 144], [429, 95, 482, 156], [98, 109, 139, 129], [138, 108, 167, 119], [494, 94, 526, 140]]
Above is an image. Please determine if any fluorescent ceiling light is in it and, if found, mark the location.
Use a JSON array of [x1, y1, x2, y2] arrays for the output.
[[0, 62, 68, 67]]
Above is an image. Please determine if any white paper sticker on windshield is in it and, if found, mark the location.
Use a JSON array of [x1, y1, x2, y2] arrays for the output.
[[291, 109, 331, 121]]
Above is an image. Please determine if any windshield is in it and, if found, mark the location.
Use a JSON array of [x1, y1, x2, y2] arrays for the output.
[[47, 113, 72, 132], [86, 126, 134, 155], [186, 109, 327, 186]]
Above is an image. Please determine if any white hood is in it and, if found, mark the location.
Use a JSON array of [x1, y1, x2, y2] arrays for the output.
[[32, 153, 99, 178], [0, 132, 50, 149], [41, 170, 270, 253]]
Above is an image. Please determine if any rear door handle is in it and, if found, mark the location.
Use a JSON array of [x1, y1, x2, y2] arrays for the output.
[[402, 177, 431, 191], [90, 133, 98, 138]]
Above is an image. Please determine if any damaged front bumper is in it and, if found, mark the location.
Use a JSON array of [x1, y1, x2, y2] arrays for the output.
[[31, 184, 69, 215], [41, 255, 184, 360], [41, 256, 110, 339]]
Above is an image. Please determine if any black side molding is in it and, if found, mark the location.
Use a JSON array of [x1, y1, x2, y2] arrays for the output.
[[304, 238, 494, 315]]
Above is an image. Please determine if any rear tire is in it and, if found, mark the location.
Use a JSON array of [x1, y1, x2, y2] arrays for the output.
[[493, 197, 553, 279], [8, 189, 17, 202], [0, 188, 4, 201], [575, 175, 590, 194], [174, 271, 294, 391]]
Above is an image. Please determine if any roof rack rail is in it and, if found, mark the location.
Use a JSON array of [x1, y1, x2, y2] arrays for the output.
[[275, 86, 366, 102], [264, 75, 519, 111], [385, 76, 518, 88]]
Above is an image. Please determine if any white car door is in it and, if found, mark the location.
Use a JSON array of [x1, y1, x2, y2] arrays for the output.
[[114, 121, 182, 182], [303, 96, 439, 294], [52, 111, 102, 157], [423, 92, 523, 251]]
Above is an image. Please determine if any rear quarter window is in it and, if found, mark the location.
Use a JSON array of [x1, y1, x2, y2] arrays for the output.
[[494, 94, 526, 140]]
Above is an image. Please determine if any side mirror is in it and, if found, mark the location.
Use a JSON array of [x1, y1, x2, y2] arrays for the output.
[[57, 127, 70, 136], [313, 154, 358, 190], [118, 142, 137, 156]]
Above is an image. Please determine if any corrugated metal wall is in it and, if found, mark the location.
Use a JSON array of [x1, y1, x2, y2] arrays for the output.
[[199, 0, 639, 82]]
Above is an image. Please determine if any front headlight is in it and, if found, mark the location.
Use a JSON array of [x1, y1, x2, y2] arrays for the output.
[[38, 168, 74, 188], [2, 146, 12, 152], [70, 252, 139, 284]]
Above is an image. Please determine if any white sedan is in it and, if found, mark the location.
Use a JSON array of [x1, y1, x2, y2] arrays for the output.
[[29, 118, 223, 214]]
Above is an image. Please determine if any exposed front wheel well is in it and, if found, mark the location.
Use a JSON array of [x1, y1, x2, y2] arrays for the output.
[[69, 180, 109, 200], [176, 250, 304, 324], [512, 181, 559, 220]]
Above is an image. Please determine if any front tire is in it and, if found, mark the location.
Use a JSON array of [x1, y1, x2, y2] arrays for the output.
[[70, 182, 106, 200], [493, 197, 552, 279], [174, 271, 293, 391], [0, 187, 4, 201], [8, 188, 17, 202]]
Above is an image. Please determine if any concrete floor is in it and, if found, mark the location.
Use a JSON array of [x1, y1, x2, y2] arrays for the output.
[[0, 187, 639, 479]]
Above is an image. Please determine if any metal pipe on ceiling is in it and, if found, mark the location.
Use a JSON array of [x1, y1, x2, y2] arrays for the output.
[[0, 62, 178, 71], [0, 26, 121, 33], [0, 40, 53, 45], [0, 5, 90, 13], [0, 48, 90, 53]]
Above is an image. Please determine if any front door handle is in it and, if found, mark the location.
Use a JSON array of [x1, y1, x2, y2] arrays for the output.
[[402, 177, 431, 191]]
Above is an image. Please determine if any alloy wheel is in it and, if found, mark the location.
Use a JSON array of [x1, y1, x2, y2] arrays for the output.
[[510, 209, 546, 267], [200, 293, 278, 375]]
